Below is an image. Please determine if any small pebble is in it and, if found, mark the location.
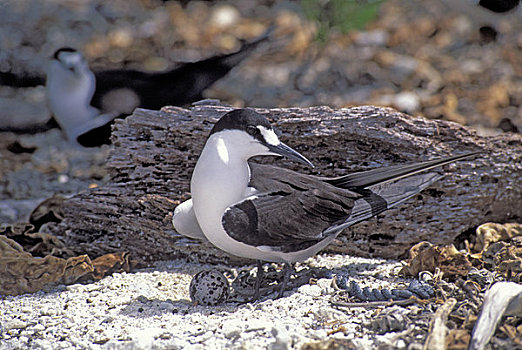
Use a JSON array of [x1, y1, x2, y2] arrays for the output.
[[101, 316, 114, 324], [31, 324, 45, 332], [19, 335, 29, 344], [4, 320, 27, 330], [40, 307, 56, 316], [394, 91, 420, 113], [354, 29, 389, 46], [221, 321, 242, 339], [66, 285, 83, 292], [271, 325, 292, 350], [298, 284, 322, 297], [57, 174, 69, 184], [246, 319, 272, 332], [21, 307, 33, 313], [210, 4, 240, 28], [316, 278, 334, 294]]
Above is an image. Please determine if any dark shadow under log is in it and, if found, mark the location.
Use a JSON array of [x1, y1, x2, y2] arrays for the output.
[[50, 104, 522, 264]]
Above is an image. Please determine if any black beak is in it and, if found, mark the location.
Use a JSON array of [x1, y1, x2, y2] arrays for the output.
[[266, 142, 314, 168]]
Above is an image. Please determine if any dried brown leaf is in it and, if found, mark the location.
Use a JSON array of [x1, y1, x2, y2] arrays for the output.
[[29, 195, 64, 229], [301, 338, 357, 350], [475, 223, 522, 253], [0, 222, 72, 258], [77, 252, 133, 282], [400, 241, 472, 278], [499, 324, 518, 342], [445, 329, 470, 350], [494, 238, 522, 281], [0, 235, 93, 296]]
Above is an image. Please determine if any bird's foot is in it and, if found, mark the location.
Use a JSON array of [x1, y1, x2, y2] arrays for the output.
[[232, 263, 318, 301], [276, 263, 295, 299], [250, 260, 264, 302]]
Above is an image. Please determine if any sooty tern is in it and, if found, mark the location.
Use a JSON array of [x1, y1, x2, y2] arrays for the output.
[[173, 109, 480, 299], [44, 28, 272, 147], [46, 48, 118, 147]]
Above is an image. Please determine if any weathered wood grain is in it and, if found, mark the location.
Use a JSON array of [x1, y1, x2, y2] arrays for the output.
[[50, 103, 522, 264]]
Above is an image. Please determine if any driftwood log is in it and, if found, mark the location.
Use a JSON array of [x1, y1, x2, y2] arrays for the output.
[[50, 104, 522, 264]]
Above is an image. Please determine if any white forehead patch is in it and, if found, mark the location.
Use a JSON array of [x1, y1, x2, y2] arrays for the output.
[[58, 52, 83, 67], [257, 126, 280, 146]]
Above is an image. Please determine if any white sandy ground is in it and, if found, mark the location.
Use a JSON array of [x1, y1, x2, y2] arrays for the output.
[[0, 254, 415, 350]]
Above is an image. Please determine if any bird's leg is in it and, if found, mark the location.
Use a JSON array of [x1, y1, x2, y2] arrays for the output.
[[251, 260, 264, 302], [277, 263, 294, 299]]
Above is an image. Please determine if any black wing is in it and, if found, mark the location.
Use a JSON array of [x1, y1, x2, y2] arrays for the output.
[[223, 164, 361, 252], [223, 162, 445, 253], [0, 71, 45, 87], [325, 152, 481, 189]]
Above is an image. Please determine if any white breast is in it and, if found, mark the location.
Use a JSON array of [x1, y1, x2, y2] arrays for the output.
[[190, 130, 336, 263], [46, 60, 99, 142]]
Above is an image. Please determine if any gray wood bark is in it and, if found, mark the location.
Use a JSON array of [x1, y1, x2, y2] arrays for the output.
[[50, 103, 522, 264]]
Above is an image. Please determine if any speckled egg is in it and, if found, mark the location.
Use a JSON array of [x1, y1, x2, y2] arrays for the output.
[[189, 270, 230, 306]]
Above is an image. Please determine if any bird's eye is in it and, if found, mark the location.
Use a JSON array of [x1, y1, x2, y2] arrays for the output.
[[247, 126, 259, 136]]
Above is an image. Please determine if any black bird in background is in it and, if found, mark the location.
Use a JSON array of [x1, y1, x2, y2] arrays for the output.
[[478, 0, 520, 13], [1, 27, 273, 146], [89, 26, 273, 113]]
